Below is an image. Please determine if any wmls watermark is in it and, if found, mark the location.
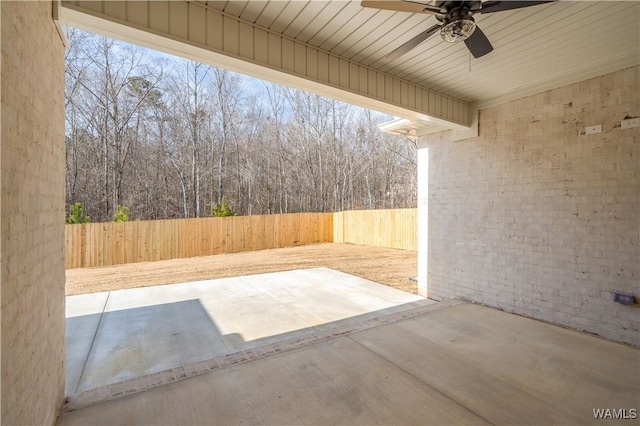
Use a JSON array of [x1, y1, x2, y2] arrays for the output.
[[593, 409, 638, 420]]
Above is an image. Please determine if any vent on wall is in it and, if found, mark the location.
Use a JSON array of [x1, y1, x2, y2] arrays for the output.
[[612, 291, 636, 306]]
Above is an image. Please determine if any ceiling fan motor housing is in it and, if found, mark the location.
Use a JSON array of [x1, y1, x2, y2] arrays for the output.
[[434, 0, 483, 15]]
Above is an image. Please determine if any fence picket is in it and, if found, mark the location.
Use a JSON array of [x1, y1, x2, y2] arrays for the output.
[[65, 209, 416, 269]]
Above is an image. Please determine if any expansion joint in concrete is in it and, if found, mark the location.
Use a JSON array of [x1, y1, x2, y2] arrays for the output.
[[73, 291, 111, 395], [64, 299, 458, 412]]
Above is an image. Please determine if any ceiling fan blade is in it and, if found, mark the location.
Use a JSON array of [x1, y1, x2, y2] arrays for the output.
[[385, 24, 441, 61], [480, 1, 555, 14], [464, 26, 493, 58], [361, 1, 442, 14]]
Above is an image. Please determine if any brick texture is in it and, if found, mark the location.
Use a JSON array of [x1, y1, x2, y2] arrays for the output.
[[1, 2, 66, 424], [419, 66, 639, 346]]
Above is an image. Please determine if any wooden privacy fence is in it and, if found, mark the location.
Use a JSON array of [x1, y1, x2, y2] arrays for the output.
[[65, 208, 417, 269], [65, 213, 333, 269], [333, 208, 417, 251]]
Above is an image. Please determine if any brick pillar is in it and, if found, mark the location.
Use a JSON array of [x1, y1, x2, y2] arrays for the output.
[[417, 130, 453, 298], [1, 1, 66, 424]]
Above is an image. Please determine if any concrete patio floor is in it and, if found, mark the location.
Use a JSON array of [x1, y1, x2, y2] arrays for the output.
[[65, 268, 427, 396], [60, 269, 639, 425]]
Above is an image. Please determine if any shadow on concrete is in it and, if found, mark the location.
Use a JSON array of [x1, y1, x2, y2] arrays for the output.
[[59, 301, 640, 425], [66, 296, 432, 397], [67, 299, 238, 394]]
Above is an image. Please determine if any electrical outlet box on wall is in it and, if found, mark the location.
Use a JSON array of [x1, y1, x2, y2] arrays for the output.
[[621, 117, 640, 129], [585, 125, 602, 135]]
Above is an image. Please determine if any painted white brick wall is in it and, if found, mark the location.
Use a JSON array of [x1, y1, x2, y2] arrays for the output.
[[1, 2, 66, 424], [418, 66, 639, 346]]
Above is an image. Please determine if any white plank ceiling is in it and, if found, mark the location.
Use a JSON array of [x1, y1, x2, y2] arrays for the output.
[[199, 0, 640, 105]]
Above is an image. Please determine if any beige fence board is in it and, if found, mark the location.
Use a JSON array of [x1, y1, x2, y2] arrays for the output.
[[65, 210, 413, 269], [65, 212, 335, 268], [332, 208, 416, 251]]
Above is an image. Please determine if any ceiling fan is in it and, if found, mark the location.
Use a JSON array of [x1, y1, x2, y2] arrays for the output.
[[361, 1, 555, 60]]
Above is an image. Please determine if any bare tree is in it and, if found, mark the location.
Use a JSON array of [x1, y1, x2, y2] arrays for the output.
[[64, 29, 417, 222]]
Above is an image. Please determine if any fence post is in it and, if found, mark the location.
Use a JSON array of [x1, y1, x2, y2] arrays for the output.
[[64, 209, 416, 269]]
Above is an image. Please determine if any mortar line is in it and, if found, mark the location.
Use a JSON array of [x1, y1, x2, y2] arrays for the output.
[[73, 291, 111, 395]]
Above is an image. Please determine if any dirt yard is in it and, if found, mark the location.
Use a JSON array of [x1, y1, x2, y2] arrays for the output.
[[66, 243, 418, 296]]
